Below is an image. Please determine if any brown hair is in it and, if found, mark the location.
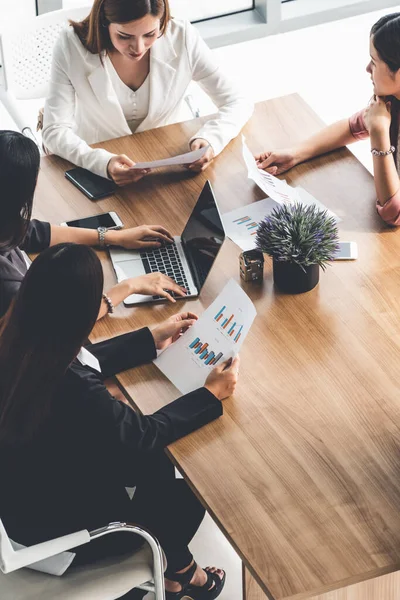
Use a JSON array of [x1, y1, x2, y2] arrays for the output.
[[70, 0, 170, 56]]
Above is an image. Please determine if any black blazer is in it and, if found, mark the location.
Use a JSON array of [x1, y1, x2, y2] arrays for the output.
[[0, 327, 222, 548], [0, 219, 50, 317]]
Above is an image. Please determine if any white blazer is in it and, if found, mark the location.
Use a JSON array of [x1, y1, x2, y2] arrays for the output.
[[43, 19, 253, 178]]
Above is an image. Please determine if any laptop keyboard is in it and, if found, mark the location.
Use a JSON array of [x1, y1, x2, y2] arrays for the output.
[[140, 242, 189, 300]]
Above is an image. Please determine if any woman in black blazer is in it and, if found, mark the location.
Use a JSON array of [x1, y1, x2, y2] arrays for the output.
[[0, 130, 186, 318], [0, 243, 238, 599]]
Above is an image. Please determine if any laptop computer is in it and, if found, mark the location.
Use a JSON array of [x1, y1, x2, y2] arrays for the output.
[[109, 181, 226, 305]]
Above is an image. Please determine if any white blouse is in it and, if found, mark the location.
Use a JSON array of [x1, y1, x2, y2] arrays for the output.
[[105, 56, 150, 133]]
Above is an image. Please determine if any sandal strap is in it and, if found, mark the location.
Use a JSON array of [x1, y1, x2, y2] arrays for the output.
[[186, 569, 226, 600], [165, 560, 198, 588], [205, 571, 216, 591]]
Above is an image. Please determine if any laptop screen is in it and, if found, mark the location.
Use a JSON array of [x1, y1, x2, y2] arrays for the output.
[[181, 181, 225, 291]]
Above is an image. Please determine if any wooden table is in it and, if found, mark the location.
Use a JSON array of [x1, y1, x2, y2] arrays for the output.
[[35, 95, 400, 600]]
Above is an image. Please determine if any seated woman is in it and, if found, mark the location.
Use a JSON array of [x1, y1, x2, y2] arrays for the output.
[[0, 130, 186, 318], [42, 0, 253, 184], [0, 243, 239, 599], [255, 13, 400, 226]]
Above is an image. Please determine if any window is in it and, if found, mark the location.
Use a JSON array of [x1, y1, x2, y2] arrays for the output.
[[169, 0, 254, 22]]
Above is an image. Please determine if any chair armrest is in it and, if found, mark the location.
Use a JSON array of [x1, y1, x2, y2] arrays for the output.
[[0, 529, 90, 574], [1, 519, 165, 600], [89, 522, 166, 598]]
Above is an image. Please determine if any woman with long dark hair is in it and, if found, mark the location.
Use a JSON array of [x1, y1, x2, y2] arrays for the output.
[[255, 13, 400, 226], [42, 0, 253, 183], [0, 130, 186, 317], [0, 243, 238, 599]]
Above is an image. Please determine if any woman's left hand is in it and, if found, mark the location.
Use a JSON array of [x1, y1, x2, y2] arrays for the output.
[[187, 139, 215, 172], [106, 225, 174, 249], [152, 312, 198, 350], [364, 95, 392, 134]]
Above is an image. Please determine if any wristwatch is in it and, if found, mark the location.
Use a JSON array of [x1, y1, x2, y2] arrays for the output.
[[97, 226, 108, 248]]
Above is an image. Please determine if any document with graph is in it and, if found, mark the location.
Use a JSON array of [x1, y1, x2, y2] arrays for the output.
[[153, 279, 256, 394], [222, 198, 278, 251]]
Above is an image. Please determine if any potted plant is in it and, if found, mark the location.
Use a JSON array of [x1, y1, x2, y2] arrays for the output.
[[255, 203, 339, 294]]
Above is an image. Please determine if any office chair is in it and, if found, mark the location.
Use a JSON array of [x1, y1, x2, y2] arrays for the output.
[[0, 6, 90, 143], [0, 519, 166, 600]]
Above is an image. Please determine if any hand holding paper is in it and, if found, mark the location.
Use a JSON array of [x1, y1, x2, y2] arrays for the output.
[[204, 355, 240, 401], [154, 280, 256, 395], [129, 146, 209, 170], [152, 312, 199, 351]]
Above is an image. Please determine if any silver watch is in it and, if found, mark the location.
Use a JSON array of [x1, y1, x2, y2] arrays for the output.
[[97, 226, 108, 248]]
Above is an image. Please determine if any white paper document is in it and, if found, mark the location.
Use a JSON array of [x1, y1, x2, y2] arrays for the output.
[[130, 146, 208, 170], [222, 198, 278, 251], [242, 137, 301, 205], [154, 279, 256, 395], [296, 186, 340, 222], [222, 189, 340, 252]]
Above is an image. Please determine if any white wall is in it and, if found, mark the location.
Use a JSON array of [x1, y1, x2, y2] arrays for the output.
[[0, 0, 35, 25]]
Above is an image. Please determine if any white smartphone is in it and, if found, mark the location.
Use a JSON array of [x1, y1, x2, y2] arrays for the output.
[[334, 241, 358, 260], [61, 211, 123, 230]]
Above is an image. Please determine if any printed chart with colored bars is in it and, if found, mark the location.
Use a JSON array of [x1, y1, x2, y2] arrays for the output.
[[232, 215, 259, 237], [189, 338, 223, 365], [214, 306, 243, 342], [154, 279, 257, 395], [222, 197, 277, 252]]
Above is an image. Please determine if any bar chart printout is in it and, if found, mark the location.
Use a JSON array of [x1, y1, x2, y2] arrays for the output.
[[189, 338, 223, 365], [214, 306, 243, 343], [232, 215, 259, 236], [222, 197, 277, 252], [154, 279, 257, 395]]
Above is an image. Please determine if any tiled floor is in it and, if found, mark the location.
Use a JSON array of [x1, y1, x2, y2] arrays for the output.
[[2, 5, 400, 598]]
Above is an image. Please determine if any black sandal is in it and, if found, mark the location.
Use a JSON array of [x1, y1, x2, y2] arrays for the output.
[[165, 560, 197, 599], [184, 565, 226, 600]]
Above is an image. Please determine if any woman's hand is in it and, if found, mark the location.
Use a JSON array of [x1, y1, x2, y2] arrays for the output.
[[205, 356, 240, 400], [107, 154, 151, 186], [129, 273, 187, 303], [254, 149, 298, 175], [106, 225, 174, 249], [364, 95, 392, 135], [187, 139, 215, 172], [152, 312, 198, 350]]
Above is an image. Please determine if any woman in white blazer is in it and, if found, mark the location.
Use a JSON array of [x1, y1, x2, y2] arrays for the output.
[[43, 0, 253, 186]]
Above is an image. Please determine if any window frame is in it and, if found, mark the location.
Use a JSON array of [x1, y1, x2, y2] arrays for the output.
[[189, 0, 256, 24]]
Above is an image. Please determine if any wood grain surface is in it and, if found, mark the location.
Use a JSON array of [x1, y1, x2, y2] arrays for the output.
[[35, 95, 400, 599], [245, 567, 400, 600]]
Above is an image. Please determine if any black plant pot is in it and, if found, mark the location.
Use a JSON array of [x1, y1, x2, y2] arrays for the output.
[[273, 259, 319, 294]]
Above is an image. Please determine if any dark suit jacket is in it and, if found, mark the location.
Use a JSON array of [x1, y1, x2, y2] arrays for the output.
[[0, 219, 50, 317], [0, 327, 222, 551]]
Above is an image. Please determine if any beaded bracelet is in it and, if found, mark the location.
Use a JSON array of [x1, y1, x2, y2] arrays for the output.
[[371, 146, 395, 156], [102, 293, 115, 314]]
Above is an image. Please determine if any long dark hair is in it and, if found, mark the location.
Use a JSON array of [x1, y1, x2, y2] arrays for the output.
[[371, 13, 400, 73], [0, 244, 104, 445], [0, 130, 40, 251], [71, 0, 171, 57]]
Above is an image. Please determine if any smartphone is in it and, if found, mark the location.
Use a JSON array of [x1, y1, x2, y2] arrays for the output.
[[334, 241, 358, 260], [65, 167, 117, 200], [61, 212, 123, 230]]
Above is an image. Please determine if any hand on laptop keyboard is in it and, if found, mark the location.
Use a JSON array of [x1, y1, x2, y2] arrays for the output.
[[129, 272, 187, 303]]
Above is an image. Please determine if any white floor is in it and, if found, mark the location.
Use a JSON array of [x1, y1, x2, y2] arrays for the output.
[[2, 5, 400, 598]]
